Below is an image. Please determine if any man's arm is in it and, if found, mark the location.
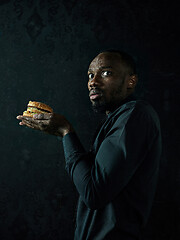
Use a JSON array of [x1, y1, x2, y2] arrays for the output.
[[63, 106, 161, 209], [17, 106, 161, 210]]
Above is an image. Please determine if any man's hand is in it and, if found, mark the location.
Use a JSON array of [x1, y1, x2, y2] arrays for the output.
[[16, 113, 74, 137]]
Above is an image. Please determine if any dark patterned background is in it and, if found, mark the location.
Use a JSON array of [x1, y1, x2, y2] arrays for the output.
[[0, 0, 179, 239]]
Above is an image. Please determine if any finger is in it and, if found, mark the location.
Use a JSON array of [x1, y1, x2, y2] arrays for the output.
[[16, 115, 24, 120], [23, 121, 39, 130], [20, 118, 38, 128], [17, 116, 34, 122], [21, 119, 40, 130], [33, 113, 52, 120], [20, 116, 41, 124], [22, 119, 50, 131], [33, 113, 44, 120]]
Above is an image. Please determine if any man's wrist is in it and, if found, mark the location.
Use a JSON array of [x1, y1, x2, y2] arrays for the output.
[[58, 124, 75, 138], [62, 128, 74, 137]]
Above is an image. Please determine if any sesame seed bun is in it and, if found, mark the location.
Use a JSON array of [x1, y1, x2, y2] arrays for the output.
[[28, 101, 53, 113], [23, 101, 53, 117]]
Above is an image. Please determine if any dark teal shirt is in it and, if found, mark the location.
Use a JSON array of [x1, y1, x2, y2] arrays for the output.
[[63, 99, 162, 240]]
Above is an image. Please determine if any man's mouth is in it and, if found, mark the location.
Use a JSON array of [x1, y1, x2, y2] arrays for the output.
[[89, 89, 103, 100]]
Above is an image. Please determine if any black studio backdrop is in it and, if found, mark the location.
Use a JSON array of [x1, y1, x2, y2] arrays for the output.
[[0, 0, 179, 239]]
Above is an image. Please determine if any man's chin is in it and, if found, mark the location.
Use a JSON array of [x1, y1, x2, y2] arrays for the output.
[[91, 101, 107, 114]]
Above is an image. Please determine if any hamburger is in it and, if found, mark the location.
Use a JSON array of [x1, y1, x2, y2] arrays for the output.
[[23, 101, 53, 117]]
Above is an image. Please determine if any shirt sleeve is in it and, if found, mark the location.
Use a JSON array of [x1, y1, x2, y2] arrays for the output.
[[62, 106, 161, 210]]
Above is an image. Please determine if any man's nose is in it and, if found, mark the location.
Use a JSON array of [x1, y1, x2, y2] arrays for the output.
[[88, 74, 101, 88]]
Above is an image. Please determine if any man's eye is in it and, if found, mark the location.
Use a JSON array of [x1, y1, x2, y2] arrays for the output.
[[88, 73, 94, 79], [101, 71, 112, 77]]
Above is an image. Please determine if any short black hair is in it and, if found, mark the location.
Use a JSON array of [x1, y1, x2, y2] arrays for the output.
[[98, 49, 137, 75]]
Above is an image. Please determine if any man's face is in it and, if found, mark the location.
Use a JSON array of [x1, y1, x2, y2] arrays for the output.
[[88, 52, 131, 113]]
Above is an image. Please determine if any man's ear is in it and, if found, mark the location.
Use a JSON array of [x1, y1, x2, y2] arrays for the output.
[[127, 74, 138, 89]]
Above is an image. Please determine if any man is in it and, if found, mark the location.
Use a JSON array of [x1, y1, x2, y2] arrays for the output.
[[17, 50, 162, 240]]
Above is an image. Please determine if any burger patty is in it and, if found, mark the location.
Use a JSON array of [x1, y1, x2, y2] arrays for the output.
[[27, 107, 51, 114]]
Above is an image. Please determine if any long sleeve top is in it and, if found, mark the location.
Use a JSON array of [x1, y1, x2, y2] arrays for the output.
[[62, 98, 162, 240]]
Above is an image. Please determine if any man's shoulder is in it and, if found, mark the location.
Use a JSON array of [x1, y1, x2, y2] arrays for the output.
[[113, 99, 160, 127], [111, 99, 151, 120], [107, 98, 160, 129], [133, 100, 159, 118], [134, 100, 154, 110], [128, 100, 161, 130]]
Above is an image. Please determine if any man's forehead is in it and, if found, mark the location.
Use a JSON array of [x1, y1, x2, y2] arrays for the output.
[[88, 52, 122, 70]]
